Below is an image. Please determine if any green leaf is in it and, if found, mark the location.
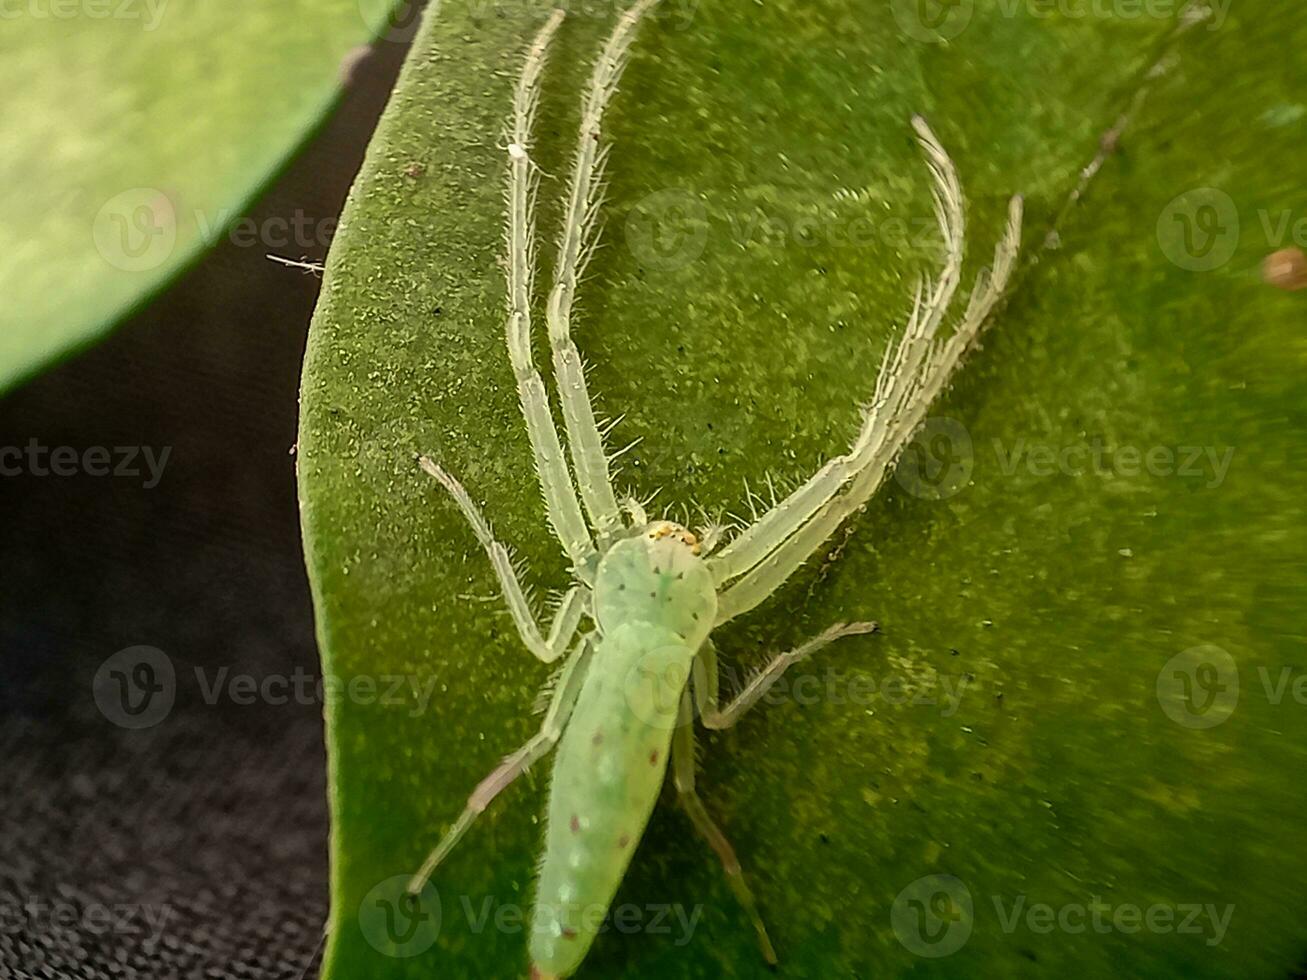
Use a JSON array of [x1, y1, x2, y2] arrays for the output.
[[0, 0, 402, 391], [299, 1, 1307, 976]]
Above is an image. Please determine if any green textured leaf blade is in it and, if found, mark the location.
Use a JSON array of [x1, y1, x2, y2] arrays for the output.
[[300, 2, 1307, 977], [0, 0, 400, 390]]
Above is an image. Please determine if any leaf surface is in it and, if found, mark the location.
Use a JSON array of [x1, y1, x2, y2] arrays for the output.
[[300, 2, 1307, 976], [0, 0, 401, 389]]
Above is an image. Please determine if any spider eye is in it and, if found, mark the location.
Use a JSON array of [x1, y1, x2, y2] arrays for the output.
[[646, 522, 700, 554]]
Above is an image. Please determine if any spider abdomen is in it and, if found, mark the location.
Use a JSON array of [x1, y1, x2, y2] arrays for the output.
[[529, 620, 692, 977]]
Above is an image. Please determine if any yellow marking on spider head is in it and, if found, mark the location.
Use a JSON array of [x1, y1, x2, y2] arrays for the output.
[[645, 520, 700, 555]]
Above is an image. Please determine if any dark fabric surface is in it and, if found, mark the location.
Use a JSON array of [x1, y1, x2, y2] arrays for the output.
[[0, 35, 410, 980]]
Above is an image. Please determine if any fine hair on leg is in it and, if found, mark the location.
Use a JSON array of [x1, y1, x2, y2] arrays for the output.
[[544, 0, 662, 543], [502, 9, 598, 568], [710, 122, 1023, 624]]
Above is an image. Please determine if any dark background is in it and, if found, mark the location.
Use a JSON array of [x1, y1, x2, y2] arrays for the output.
[[0, 35, 410, 980]]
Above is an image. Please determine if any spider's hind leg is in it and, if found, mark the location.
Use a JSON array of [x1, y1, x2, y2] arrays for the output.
[[673, 690, 778, 966], [408, 632, 596, 894], [671, 624, 877, 960]]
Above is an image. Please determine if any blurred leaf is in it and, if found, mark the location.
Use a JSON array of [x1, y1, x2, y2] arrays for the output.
[[0, 0, 404, 391], [300, 1, 1307, 976]]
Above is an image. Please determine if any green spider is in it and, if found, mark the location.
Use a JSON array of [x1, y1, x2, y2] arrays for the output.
[[410, 3, 1023, 976]]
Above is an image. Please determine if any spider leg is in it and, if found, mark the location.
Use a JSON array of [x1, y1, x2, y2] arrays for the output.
[[693, 623, 877, 729], [544, 0, 661, 544], [707, 117, 976, 589], [503, 9, 598, 570], [672, 690, 776, 966], [420, 458, 586, 663], [714, 194, 1020, 625], [408, 632, 596, 893], [709, 122, 1023, 624]]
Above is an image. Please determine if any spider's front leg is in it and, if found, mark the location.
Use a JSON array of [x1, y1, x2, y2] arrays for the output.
[[543, 0, 661, 544], [706, 121, 1024, 626], [501, 9, 600, 570]]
